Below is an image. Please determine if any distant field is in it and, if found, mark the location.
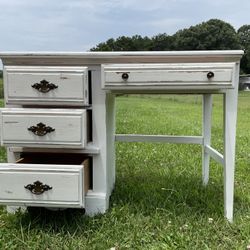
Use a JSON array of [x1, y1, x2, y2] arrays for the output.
[[0, 93, 249, 249]]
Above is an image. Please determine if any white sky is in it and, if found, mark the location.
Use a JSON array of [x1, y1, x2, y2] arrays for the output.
[[0, 0, 249, 52]]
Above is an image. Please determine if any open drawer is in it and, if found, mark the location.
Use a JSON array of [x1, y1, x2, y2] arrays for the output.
[[0, 153, 90, 208], [0, 108, 87, 148]]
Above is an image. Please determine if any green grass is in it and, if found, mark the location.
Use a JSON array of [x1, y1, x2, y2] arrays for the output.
[[0, 93, 250, 249]]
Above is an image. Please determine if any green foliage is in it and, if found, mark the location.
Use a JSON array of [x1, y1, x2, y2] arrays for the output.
[[91, 19, 241, 52], [0, 70, 2, 78], [0, 93, 250, 249], [91, 35, 152, 51], [238, 25, 250, 74], [149, 33, 175, 51], [240, 49, 250, 74], [173, 19, 240, 50], [238, 25, 250, 48]]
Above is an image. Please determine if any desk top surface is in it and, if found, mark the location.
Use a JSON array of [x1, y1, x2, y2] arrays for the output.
[[0, 50, 244, 66]]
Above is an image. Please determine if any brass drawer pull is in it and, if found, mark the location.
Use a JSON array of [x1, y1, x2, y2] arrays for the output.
[[31, 79, 58, 93], [25, 181, 52, 195], [28, 122, 55, 136]]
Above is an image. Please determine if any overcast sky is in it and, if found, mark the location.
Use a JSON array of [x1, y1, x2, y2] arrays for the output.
[[0, 0, 249, 52]]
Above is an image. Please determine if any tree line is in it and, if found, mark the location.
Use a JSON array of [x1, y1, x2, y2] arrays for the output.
[[91, 19, 250, 74]]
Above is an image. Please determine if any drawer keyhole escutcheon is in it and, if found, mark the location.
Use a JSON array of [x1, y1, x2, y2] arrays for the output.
[[28, 122, 55, 136], [31, 79, 58, 93], [207, 71, 215, 79], [121, 73, 129, 81], [25, 181, 52, 195]]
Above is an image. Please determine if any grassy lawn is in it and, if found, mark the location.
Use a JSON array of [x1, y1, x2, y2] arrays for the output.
[[0, 92, 250, 249]]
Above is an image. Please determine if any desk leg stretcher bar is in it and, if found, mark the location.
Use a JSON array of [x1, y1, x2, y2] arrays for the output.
[[204, 145, 224, 166], [115, 134, 203, 144]]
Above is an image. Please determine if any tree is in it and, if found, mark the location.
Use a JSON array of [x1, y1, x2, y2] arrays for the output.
[[90, 19, 241, 52], [149, 33, 175, 51], [90, 38, 116, 51], [172, 19, 240, 50], [238, 25, 250, 47], [238, 25, 250, 74], [129, 35, 152, 51], [91, 35, 151, 51]]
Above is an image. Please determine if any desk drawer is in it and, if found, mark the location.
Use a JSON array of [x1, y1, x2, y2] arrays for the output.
[[102, 63, 235, 90], [0, 108, 87, 148], [0, 154, 89, 208], [4, 66, 89, 106]]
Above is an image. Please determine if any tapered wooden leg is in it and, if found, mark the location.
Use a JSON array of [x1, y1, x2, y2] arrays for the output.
[[202, 94, 212, 185], [223, 88, 238, 222]]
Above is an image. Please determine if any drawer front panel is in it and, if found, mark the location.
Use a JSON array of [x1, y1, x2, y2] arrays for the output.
[[4, 66, 89, 105], [0, 161, 88, 207], [102, 63, 235, 90], [0, 109, 87, 148]]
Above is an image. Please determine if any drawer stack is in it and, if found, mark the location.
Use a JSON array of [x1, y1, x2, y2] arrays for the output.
[[0, 66, 91, 208]]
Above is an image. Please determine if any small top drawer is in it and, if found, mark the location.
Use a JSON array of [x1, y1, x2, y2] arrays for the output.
[[4, 66, 89, 106], [102, 63, 236, 91]]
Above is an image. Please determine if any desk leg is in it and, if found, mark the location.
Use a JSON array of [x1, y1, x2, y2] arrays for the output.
[[223, 89, 238, 222], [106, 93, 116, 193], [202, 94, 212, 185]]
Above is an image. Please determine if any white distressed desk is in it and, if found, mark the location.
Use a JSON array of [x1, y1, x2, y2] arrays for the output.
[[0, 51, 243, 222]]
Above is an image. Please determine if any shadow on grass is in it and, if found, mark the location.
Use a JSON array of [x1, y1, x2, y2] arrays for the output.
[[111, 172, 225, 216]]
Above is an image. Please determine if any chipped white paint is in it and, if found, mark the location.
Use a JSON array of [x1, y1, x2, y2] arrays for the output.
[[102, 63, 235, 90], [0, 108, 87, 148], [4, 66, 89, 106], [0, 160, 89, 207], [0, 51, 243, 221]]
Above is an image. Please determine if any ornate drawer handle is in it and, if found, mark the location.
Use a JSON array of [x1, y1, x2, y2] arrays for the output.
[[25, 181, 52, 195], [207, 71, 215, 79], [28, 122, 55, 136], [31, 79, 58, 93]]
